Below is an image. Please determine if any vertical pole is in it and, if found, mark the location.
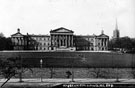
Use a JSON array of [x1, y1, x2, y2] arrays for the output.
[[19, 55, 23, 82], [71, 57, 75, 82], [116, 68, 119, 82], [40, 59, 43, 82]]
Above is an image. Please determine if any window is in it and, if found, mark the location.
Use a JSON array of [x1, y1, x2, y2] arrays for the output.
[[91, 48, 94, 51], [92, 39, 93, 41], [47, 38, 49, 41], [42, 38, 44, 40], [98, 43, 100, 46], [40, 37, 42, 40], [40, 47, 42, 50]]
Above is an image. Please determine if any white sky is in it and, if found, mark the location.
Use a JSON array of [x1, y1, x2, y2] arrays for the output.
[[0, 0, 135, 38]]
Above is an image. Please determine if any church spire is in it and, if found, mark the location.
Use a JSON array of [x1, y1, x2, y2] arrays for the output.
[[113, 18, 120, 39], [115, 18, 118, 30]]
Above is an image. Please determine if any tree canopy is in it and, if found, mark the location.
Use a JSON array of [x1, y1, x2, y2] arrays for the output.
[[109, 37, 135, 53], [0, 35, 13, 50]]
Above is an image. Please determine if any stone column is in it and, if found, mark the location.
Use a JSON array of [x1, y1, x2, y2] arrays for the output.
[[18, 38, 20, 49], [106, 38, 108, 47], [60, 35, 61, 46], [71, 35, 73, 47], [52, 35, 54, 46], [66, 35, 67, 47], [51, 35, 52, 48], [18, 38, 20, 45], [17, 38, 19, 45], [57, 35, 59, 47], [20, 38, 22, 46], [61, 35, 63, 46], [104, 39, 105, 46], [100, 38, 102, 50], [59, 35, 60, 47], [104, 39, 106, 47], [56, 35, 58, 47], [64, 35, 66, 46], [103, 38, 104, 47], [63, 35, 65, 46], [102, 39, 103, 46], [104, 39, 105, 47], [63, 35, 64, 46], [69, 35, 70, 47]]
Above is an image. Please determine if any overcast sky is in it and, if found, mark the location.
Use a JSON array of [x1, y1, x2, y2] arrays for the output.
[[0, 0, 135, 38]]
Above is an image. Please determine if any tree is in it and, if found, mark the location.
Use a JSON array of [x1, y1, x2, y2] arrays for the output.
[[49, 67, 55, 78], [0, 32, 5, 37], [0, 36, 13, 50], [109, 37, 135, 52], [120, 37, 132, 50], [0, 57, 33, 87]]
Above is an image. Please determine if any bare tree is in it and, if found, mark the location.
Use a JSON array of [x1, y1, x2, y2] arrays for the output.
[[0, 57, 33, 87], [49, 67, 55, 78]]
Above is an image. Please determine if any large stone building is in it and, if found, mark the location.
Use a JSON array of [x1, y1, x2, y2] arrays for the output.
[[11, 27, 109, 51]]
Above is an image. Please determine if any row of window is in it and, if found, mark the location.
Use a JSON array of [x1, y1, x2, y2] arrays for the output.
[[32, 37, 50, 41], [76, 47, 94, 50], [38, 47, 50, 50], [38, 42, 50, 46], [85, 38, 94, 42]]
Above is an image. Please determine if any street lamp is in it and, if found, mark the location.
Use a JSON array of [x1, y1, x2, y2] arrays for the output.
[[40, 59, 43, 82], [19, 55, 23, 82], [71, 59, 75, 82]]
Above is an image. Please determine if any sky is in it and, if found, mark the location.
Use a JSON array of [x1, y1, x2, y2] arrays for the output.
[[0, 0, 135, 38]]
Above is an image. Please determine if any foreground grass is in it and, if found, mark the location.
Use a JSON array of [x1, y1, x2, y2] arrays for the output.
[[1, 82, 59, 88]]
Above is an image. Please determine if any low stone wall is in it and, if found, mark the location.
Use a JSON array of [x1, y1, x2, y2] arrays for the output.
[[20, 68, 135, 79]]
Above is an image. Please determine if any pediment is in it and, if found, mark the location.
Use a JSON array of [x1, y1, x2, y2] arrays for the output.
[[57, 29, 71, 32], [98, 34, 109, 38], [11, 32, 24, 37], [50, 27, 74, 33]]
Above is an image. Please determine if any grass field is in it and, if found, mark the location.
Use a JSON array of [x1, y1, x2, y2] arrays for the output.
[[0, 51, 135, 68]]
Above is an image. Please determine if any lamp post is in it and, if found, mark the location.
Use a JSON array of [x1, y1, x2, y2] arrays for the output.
[[71, 59, 75, 82], [19, 55, 23, 82], [40, 59, 43, 82]]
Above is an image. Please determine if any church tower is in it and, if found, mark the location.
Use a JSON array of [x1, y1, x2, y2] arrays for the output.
[[113, 19, 120, 39]]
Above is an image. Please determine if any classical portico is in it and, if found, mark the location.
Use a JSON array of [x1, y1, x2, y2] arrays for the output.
[[50, 27, 74, 50], [11, 28, 27, 50]]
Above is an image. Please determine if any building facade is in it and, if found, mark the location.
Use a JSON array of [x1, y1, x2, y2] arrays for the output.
[[11, 27, 109, 51]]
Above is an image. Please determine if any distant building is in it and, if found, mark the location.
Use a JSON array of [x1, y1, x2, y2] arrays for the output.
[[11, 28, 28, 50], [113, 20, 120, 39], [50, 27, 75, 51], [11, 27, 109, 51]]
